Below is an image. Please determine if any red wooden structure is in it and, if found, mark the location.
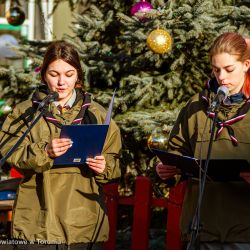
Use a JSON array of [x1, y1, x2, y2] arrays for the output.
[[103, 176, 187, 250], [0, 175, 186, 249]]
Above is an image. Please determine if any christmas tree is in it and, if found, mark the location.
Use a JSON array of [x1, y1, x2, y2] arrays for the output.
[[0, 0, 249, 195]]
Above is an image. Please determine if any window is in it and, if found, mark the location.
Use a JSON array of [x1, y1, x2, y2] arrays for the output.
[[0, 0, 54, 42], [0, 1, 53, 67]]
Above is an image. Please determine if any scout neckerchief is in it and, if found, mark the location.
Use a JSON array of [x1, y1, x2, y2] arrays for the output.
[[201, 78, 250, 146], [32, 86, 96, 128]]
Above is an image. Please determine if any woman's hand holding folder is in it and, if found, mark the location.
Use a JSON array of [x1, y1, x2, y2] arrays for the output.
[[239, 172, 250, 184], [156, 162, 181, 180], [86, 155, 106, 174], [45, 138, 73, 158]]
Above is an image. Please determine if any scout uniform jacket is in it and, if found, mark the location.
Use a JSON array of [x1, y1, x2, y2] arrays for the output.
[[167, 80, 250, 242], [0, 88, 122, 245]]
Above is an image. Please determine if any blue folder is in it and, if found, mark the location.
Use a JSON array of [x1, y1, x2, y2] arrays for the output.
[[53, 124, 109, 166], [53, 90, 115, 167]]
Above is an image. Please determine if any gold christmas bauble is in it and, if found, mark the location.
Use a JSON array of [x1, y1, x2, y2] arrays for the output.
[[147, 128, 169, 151], [147, 29, 172, 54]]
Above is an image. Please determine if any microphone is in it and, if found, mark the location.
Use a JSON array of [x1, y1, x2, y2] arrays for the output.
[[38, 91, 59, 109], [209, 86, 229, 112]]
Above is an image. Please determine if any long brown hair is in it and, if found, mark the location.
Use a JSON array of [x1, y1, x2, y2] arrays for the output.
[[40, 41, 83, 88], [209, 32, 250, 98]]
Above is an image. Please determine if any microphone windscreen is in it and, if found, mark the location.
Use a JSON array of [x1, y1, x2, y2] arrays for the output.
[[217, 86, 229, 97]]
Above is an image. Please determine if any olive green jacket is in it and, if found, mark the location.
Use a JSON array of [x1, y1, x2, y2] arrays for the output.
[[168, 90, 250, 243], [0, 92, 121, 244]]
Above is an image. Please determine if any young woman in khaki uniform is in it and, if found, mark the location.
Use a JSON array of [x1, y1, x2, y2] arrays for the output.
[[156, 32, 250, 249], [0, 41, 122, 250]]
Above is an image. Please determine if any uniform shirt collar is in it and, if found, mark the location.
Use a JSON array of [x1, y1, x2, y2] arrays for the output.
[[53, 89, 76, 108]]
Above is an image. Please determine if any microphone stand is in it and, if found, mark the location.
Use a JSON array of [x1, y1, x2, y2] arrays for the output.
[[187, 111, 218, 250], [0, 105, 47, 170]]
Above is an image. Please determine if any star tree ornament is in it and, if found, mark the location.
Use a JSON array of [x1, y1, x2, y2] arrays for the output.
[[147, 28, 173, 54], [6, 6, 25, 26], [131, 0, 153, 21]]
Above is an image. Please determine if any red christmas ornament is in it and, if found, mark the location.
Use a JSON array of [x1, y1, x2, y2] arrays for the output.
[[131, 0, 153, 19]]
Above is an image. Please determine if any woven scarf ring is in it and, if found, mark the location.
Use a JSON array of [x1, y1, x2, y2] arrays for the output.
[[31, 86, 97, 128]]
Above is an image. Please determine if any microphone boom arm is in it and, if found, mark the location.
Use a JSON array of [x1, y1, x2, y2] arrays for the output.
[[0, 108, 46, 169], [0, 91, 58, 170]]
